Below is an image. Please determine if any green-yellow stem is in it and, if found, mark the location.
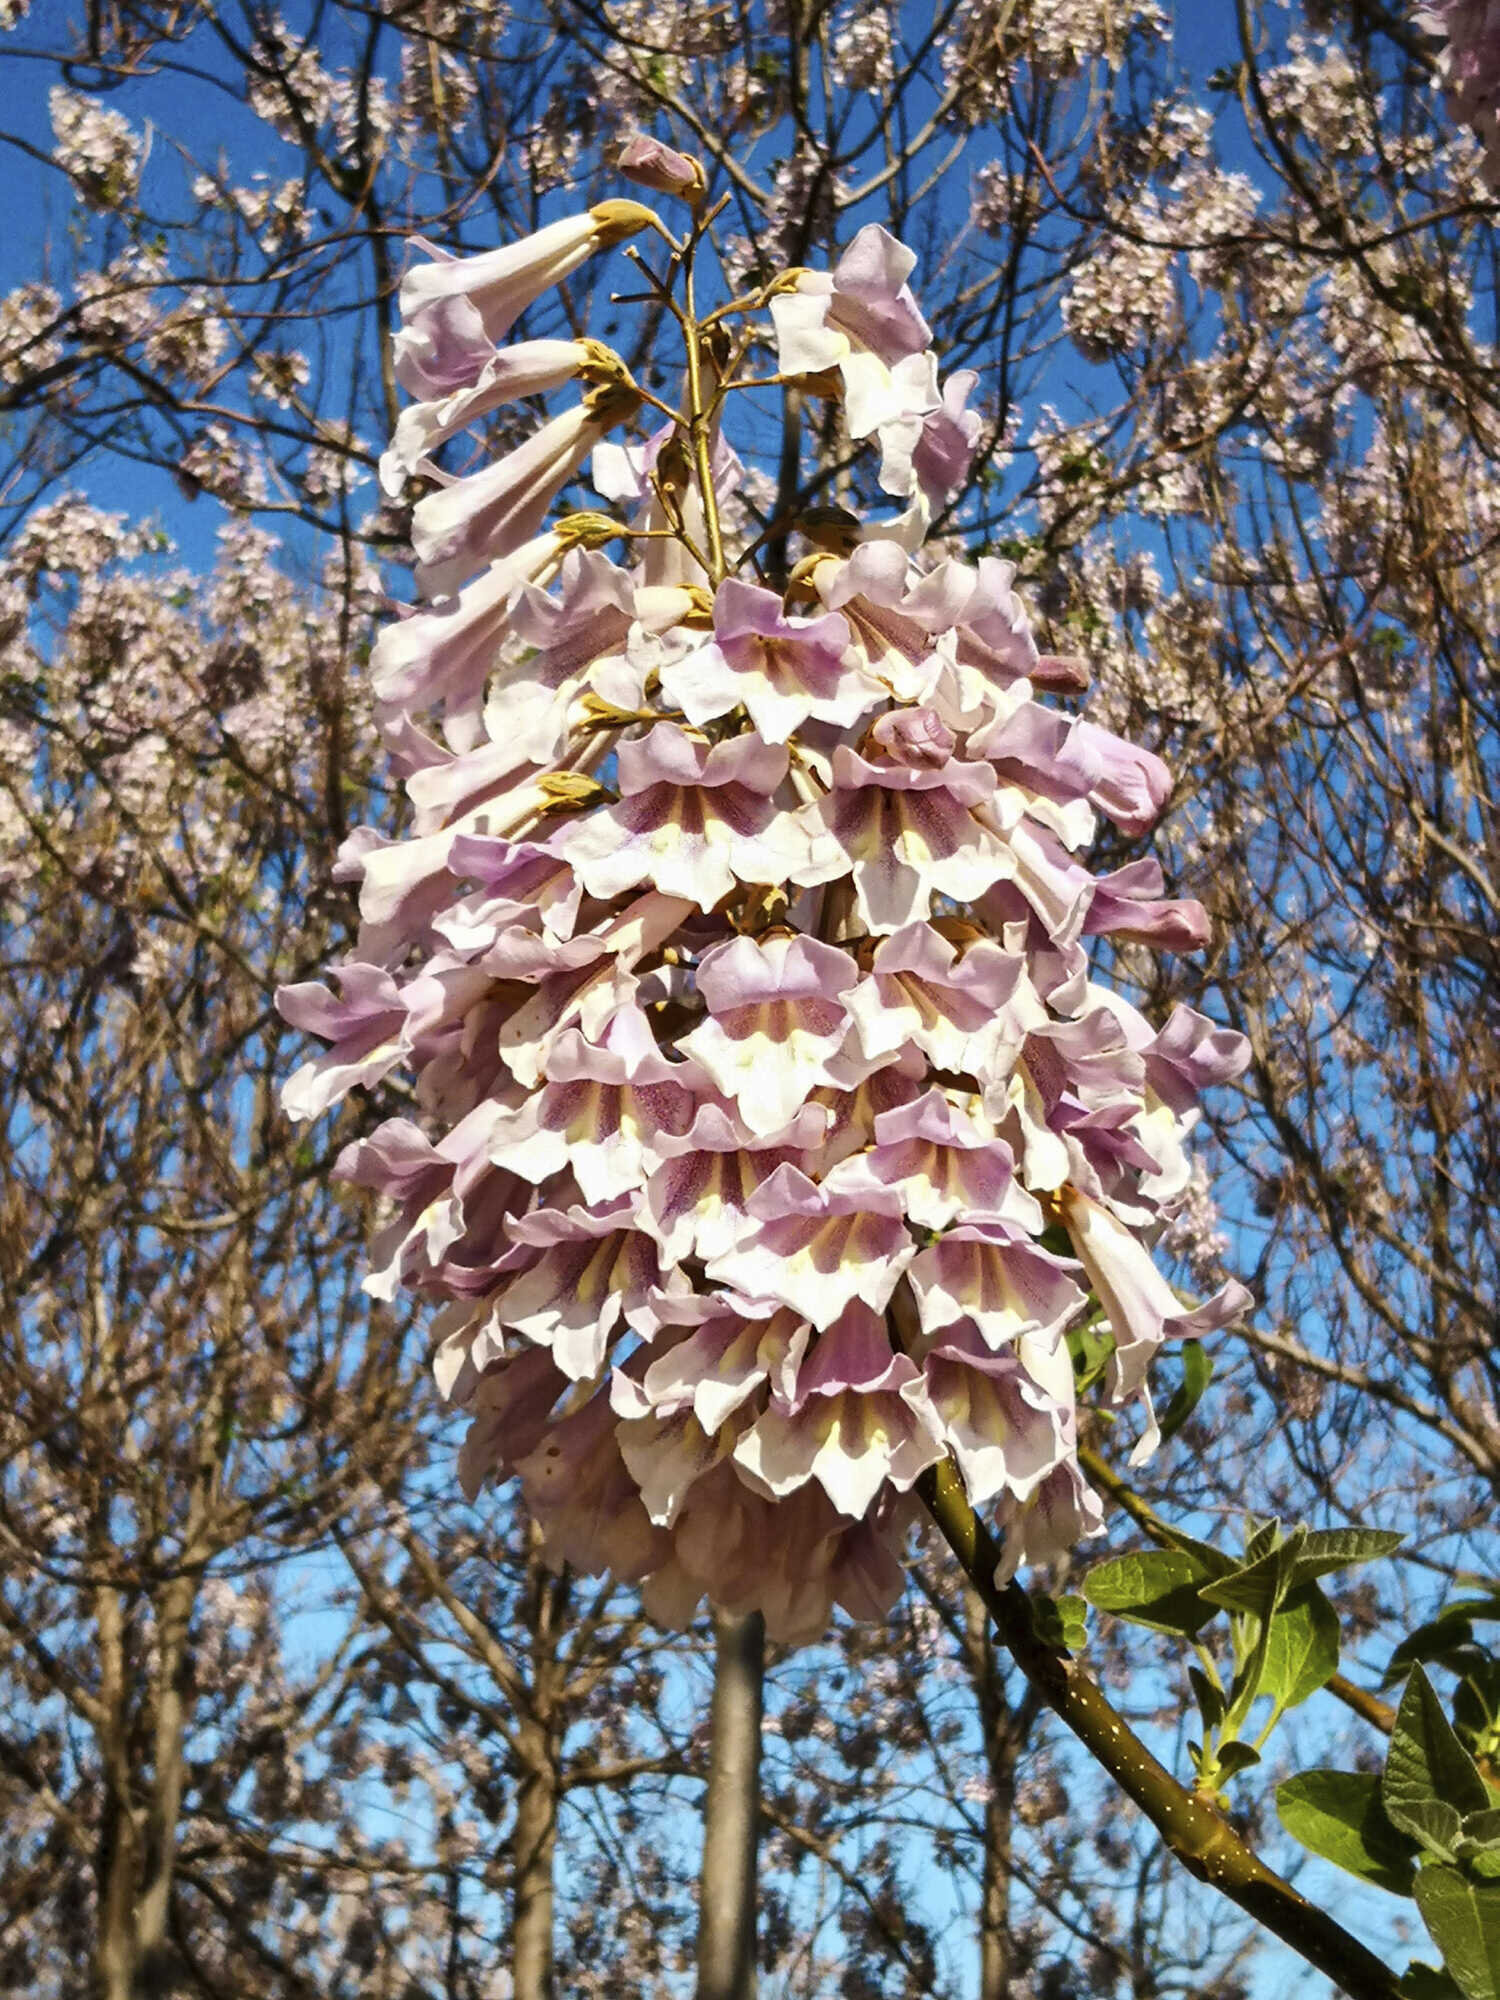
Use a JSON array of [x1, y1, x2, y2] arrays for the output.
[[918, 1459, 1403, 2000], [680, 246, 725, 584]]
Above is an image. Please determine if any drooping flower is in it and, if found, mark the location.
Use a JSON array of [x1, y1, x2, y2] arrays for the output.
[[397, 201, 656, 363], [278, 192, 1251, 1641], [771, 223, 935, 436], [412, 383, 641, 598]]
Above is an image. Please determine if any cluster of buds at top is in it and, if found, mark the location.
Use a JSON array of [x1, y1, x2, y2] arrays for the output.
[[279, 164, 1251, 1643]]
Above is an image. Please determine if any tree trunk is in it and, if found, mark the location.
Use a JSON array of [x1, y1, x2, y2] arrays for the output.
[[136, 1572, 195, 1998], [967, 1586, 1030, 2000], [93, 1582, 139, 2000], [510, 1726, 559, 2000], [513, 1528, 566, 2000], [695, 1608, 764, 2000], [979, 1736, 1020, 2000]]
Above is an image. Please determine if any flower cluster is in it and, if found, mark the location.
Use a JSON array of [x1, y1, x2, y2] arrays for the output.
[[1420, 0, 1500, 181], [280, 176, 1250, 1642], [48, 86, 142, 209]]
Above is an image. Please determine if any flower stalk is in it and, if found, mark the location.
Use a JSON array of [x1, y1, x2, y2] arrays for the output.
[[282, 168, 1253, 1650]]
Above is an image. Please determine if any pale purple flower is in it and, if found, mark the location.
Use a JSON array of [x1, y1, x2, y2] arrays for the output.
[[678, 932, 861, 1135], [397, 202, 654, 362], [412, 388, 638, 599], [1084, 858, 1212, 952], [923, 1325, 1070, 1506], [1421, 0, 1500, 182], [825, 1090, 1044, 1232], [1060, 1185, 1252, 1420], [842, 922, 1041, 1074], [771, 224, 935, 436], [659, 579, 881, 743], [485, 1193, 672, 1380], [485, 1007, 705, 1203], [281, 189, 1254, 1634], [877, 368, 983, 504], [706, 1164, 916, 1328], [732, 1303, 946, 1518], [279, 962, 427, 1119], [790, 743, 1013, 932], [906, 1221, 1088, 1347], [382, 338, 592, 494], [549, 724, 815, 910]]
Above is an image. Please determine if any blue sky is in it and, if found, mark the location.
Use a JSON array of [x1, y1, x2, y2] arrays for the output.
[[0, 1, 1447, 1991]]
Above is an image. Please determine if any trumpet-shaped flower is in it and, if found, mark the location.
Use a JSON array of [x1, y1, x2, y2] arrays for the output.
[[280, 185, 1253, 1635]]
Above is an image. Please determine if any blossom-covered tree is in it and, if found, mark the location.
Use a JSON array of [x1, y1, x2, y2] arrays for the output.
[[4, 0, 1500, 1995]]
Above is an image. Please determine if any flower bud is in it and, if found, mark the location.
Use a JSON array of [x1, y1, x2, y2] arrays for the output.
[[612, 134, 707, 203], [867, 706, 955, 768]]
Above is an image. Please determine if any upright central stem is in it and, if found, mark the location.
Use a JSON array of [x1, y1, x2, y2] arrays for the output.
[[681, 249, 726, 583], [695, 1607, 765, 2000]]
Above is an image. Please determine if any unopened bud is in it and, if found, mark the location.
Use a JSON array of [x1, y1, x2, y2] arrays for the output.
[[538, 771, 613, 812], [653, 435, 694, 496], [578, 338, 635, 388], [584, 378, 644, 428], [555, 511, 625, 550], [613, 134, 706, 203], [867, 707, 955, 768], [579, 694, 645, 726], [635, 583, 714, 631], [786, 552, 840, 603]]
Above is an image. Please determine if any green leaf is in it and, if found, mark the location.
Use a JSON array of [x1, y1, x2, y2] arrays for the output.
[[1388, 1603, 1500, 1684], [1290, 1529, 1404, 1584], [1261, 1582, 1341, 1714], [1032, 1593, 1088, 1651], [1215, 1740, 1262, 1778], [1413, 1867, 1500, 2000], [1189, 1665, 1226, 1732], [1455, 1661, 1500, 1762], [1081, 1549, 1215, 1636], [1396, 1799, 1465, 1862], [1067, 1316, 1114, 1392], [1402, 1965, 1468, 2000], [1386, 1668, 1491, 1843], [1276, 1770, 1417, 1897], [1463, 1810, 1500, 1853], [1158, 1342, 1213, 1445], [1243, 1516, 1282, 1564], [1202, 1529, 1306, 1620]]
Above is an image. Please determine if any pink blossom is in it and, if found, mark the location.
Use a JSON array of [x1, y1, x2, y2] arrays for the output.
[[382, 338, 591, 494], [789, 743, 1012, 932], [397, 203, 655, 355], [732, 1304, 946, 1518], [771, 224, 935, 436], [678, 932, 861, 1135], [1421, 0, 1500, 182], [281, 189, 1254, 1632], [660, 579, 879, 743], [411, 388, 638, 598], [549, 724, 814, 910]]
